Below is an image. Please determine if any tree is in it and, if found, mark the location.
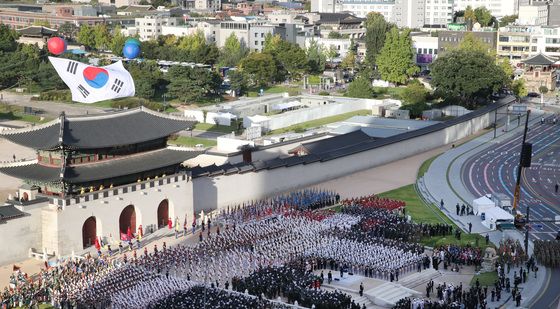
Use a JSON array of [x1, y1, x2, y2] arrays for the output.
[[499, 15, 518, 27], [228, 70, 248, 96], [0, 24, 18, 53], [304, 1, 311, 12], [539, 85, 548, 95], [239, 52, 277, 87], [340, 50, 356, 71], [328, 32, 343, 39], [93, 24, 111, 51], [457, 33, 491, 53], [401, 80, 428, 104], [218, 33, 247, 68], [126, 61, 164, 99], [376, 28, 419, 85], [430, 48, 508, 106], [178, 31, 206, 54], [33, 20, 51, 27], [346, 76, 373, 98], [58, 22, 79, 39], [77, 24, 96, 49], [474, 7, 493, 27], [306, 39, 326, 74], [166, 66, 221, 102], [364, 12, 392, 66], [498, 58, 514, 87], [464, 6, 476, 30], [512, 79, 527, 98], [110, 25, 127, 56]]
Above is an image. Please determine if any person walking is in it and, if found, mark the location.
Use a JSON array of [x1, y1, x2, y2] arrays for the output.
[[468, 222, 472, 233], [485, 234, 490, 245], [359, 283, 364, 297], [555, 183, 559, 194], [440, 199, 445, 209]]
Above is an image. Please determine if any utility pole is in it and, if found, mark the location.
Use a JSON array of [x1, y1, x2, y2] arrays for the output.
[[493, 108, 498, 138], [511, 109, 531, 254], [512, 110, 531, 212]]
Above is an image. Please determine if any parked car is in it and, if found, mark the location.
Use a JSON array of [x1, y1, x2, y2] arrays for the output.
[[527, 92, 540, 98]]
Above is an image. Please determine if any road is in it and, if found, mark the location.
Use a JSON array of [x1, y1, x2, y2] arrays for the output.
[[461, 114, 560, 240]]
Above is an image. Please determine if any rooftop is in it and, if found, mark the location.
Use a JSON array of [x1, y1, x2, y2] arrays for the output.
[[16, 25, 57, 37], [522, 53, 557, 66], [0, 107, 195, 150], [0, 148, 203, 184]]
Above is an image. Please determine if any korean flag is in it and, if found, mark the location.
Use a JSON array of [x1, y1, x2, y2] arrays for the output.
[[48, 57, 135, 104]]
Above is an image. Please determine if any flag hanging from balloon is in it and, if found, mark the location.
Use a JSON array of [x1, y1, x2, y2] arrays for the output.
[[48, 57, 135, 104]]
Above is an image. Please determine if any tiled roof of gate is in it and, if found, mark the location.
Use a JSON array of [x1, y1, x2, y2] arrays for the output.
[[0, 107, 195, 150]]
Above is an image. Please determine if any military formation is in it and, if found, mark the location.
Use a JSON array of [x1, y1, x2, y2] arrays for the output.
[[533, 239, 560, 268]]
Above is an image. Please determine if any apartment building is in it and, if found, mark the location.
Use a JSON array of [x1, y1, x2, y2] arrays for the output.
[[338, 0, 395, 19], [135, 15, 178, 40], [424, 0, 453, 28], [535, 26, 560, 58], [195, 0, 221, 11], [496, 25, 539, 61], [518, 3, 548, 26], [394, 0, 425, 29]]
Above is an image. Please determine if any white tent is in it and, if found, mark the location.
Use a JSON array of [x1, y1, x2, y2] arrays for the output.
[[482, 207, 514, 230], [473, 196, 495, 215]]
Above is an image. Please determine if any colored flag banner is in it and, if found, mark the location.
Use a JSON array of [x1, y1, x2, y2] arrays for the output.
[[48, 57, 135, 104]]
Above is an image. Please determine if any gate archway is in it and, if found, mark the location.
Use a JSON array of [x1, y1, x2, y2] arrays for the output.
[[119, 205, 136, 235], [157, 199, 169, 228], [82, 216, 97, 249]]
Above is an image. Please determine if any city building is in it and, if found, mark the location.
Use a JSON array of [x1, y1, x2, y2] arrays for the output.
[[135, 15, 178, 40], [518, 3, 548, 26], [548, 5, 560, 26], [338, 0, 395, 19], [305, 37, 352, 59], [453, 0, 518, 19], [194, 0, 221, 12], [496, 25, 539, 61], [424, 0, 454, 28], [99, 0, 140, 7], [520, 53, 557, 92], [438, 29, 497, 54], [311, 0, 337, 13], [412, 34, 438, 69], [0, 9, 116, 29], [536, 26, 560, 58], [394, 0, 425, 29]]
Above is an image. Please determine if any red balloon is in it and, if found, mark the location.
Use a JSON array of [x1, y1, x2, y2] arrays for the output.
[[47, 37, 67, 55]]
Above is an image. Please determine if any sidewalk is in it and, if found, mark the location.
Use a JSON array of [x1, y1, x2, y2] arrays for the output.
[[419, 110, 548, 308]]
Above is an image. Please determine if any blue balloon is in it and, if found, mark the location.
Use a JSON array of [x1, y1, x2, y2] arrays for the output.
[[122, 43, 140, 59]]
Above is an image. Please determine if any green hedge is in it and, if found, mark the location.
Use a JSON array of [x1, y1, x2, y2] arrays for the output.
[[32, 90, 72, 102], [110, 98, 164, 111]]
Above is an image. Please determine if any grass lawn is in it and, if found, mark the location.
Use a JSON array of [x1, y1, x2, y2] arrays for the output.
[[373, 86, 405, 99], [417, 154, 440, 179], [168, 136, 217, 148], [0, 104, 51, 124], [194, 123, 237, 134], [267, 109, 371, 135], [378, 184, 490, 248], [470, 271, 498, 287]]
